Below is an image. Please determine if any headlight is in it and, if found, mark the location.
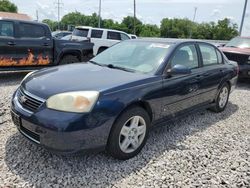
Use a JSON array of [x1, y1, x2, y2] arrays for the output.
[[47, 91, 99, 113], [21, 71, 34, 83]]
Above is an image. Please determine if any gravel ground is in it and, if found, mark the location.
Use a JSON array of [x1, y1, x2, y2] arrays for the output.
[[0, 72, 249, 188]]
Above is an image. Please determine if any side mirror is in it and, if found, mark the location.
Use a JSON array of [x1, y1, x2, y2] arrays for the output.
[[166, 64, 191, 76]]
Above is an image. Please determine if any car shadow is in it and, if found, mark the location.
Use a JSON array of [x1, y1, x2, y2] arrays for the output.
[[0, 71, 30, 86], [4, 101, 239, 186]]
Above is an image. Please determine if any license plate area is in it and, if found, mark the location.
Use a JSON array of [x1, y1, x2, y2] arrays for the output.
[[11, 111, 21, 128]]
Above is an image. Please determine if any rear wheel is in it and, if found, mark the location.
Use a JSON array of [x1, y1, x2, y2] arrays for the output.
[[97, 47, 107, 54], [210, 83, 230, 113], [107, 107, 150, 160], [59, 55, 79, 65]]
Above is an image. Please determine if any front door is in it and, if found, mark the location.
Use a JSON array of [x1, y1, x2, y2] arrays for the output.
[[0, 20, 17, 67], [161, 43, 203, 118], [14, 22, 53, 66]]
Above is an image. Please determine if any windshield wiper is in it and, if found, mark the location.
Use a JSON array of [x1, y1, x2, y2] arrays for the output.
[[106, 64, 135, 73], [226, 45, 237, 48], [88, 60, 104, 67]]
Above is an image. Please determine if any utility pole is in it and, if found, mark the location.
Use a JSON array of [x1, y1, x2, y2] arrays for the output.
[[134, 0, 136, 35], [98, 0, 102, 28], [55, 0, 63, 30], [239, 0, 248, 36], [36, 10, 39, 22], [189, 7, 197, 38]]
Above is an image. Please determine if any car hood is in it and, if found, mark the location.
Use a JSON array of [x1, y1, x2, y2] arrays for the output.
[[21, 63, 149, 99], [220, 47, 250, 55]]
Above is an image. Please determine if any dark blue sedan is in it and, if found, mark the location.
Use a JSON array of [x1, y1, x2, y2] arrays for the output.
[[11, 39, 238, 160]]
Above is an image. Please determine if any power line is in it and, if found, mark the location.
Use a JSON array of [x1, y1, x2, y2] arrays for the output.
[[54, 0, 63, 30], [239, 0, 248, 36]]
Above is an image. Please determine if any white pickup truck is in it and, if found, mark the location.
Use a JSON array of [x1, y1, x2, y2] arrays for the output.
[[71, 26, 131, 56]]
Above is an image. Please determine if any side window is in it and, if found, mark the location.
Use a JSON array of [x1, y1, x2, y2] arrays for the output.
[[200, 44, 218, 66], [91, 29, 103, 38], [72, 28, 89, 37], [107, 31, 121, 40], [171, 44, 199, 69], [19, 23, 46, 39], [216, 49, 223, 64], [120, 33, 130, 41], [0, 21, 14, 37]]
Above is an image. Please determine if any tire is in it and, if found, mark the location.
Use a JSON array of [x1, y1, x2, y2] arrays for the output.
[[107, 106, 150, 160], [97, 47, 107, 54], [59, 55, 79, 65], [210, 83, 230, 113]]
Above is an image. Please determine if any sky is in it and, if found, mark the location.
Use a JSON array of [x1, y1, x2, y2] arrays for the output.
[[10, 0, 250, 36]]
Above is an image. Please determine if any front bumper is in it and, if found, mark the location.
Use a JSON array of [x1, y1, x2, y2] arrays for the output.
[[239, 64, 250, 79], [11, 90, 114, 154]]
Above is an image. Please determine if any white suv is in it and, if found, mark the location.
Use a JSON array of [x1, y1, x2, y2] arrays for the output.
[[71, 26, 131, 56]]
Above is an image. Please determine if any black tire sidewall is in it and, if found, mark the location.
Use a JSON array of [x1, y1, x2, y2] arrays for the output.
[[59, 55, 79, 65], [107, 107, 150, 160]]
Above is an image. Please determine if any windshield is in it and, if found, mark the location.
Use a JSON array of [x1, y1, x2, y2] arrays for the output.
[[226, 37, 250, 49], [72, 28, 89, 37], [91, 41, 170, 74]]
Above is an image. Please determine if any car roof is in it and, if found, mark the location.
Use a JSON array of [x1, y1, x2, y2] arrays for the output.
[[131, 38, 215, 45], [0, 18, 48, 27], [75, 26, 128, 34], [235, 36, 250, 39]]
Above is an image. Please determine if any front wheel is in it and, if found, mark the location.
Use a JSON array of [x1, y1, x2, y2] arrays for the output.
[[59, 55, 79, 65], [210, 83, 230, 113], [107, 107, 150, 160]]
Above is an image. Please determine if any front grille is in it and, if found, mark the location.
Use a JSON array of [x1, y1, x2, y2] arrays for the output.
[[20, 124, 40, 143], [223, 52, 249, 65], [17, 88, 44, 112]]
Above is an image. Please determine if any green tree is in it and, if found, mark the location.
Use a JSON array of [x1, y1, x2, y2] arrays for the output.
[[42, 19, 58, 31], [0, 0, 18, 13], [121, 16, 143, 35], [140, 24, 160, 37], [212, 18, 238, 40], [160, 18, 196, 38]]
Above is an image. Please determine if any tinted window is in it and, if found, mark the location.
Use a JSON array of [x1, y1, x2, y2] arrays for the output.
[[0, 21, 14, 37], [73, 28, 89, 37], [107, 31, 121, 40], [121, 33, 130, 41], [200, 44, 218, 66], [216, 49, 223, 64], [171, 44, 199, 69], [225, 37, 250, 48], [91, 29, 103, 38], [19, 23, 46, 38]]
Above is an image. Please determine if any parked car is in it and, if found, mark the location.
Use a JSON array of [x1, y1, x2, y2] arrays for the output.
[[52, 31, 72, 39], [71, 26, 131, 56], [220, 36, 250, 79], [129, 34, 138, 39], [0, 18, 93, 71], [11, 39, 238, 160]]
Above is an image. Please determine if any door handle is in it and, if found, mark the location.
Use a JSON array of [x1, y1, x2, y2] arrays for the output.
[[7, 41, 16, 46], [43, 43, 49, 46]]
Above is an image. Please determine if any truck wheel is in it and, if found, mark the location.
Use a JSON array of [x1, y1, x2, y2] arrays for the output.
[[59, 55, 79, 65]]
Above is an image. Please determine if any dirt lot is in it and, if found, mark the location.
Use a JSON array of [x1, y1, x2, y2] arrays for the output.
[[0, 72, 249, 187]]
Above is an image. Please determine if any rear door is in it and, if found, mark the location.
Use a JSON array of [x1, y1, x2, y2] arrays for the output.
[[0, 20, 17, 67], [197, 43, 225, 103], [90, 29, 104, 55], [15, 22, 53, 66], [161, 43, 204, 118]]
